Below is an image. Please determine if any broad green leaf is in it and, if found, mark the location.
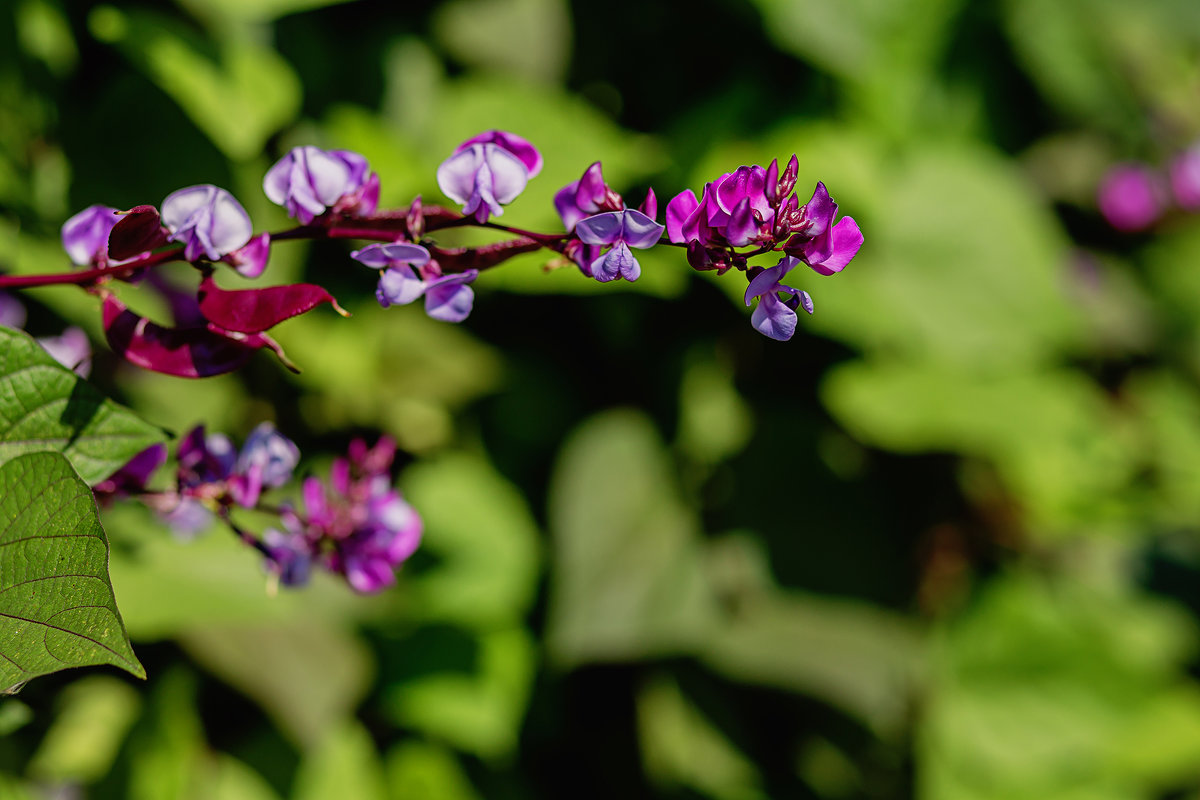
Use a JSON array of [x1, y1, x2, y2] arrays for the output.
[[16, 0, 78, 78], [173, 0, 355, 24], [432, 0, 570, 84], [676, 348, 754, 466], [88, 6, 301, 160], [386, 741, 481, 800], [0, 452, 144, 689], [293, 721, 386, 800], [403, 452, 541, 629], [205, 754, 282, 800], [638, 676, 767, 800], [178, 622, 373, 750], [128, 669, 205, 800], [27, 676, 140, 782], [0, 327, 164, 484], [546, 410, 718, 663]]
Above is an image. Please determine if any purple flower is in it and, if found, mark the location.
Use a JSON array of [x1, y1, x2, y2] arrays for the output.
[[93, 443, 167, 499], [352, 242, 479, 323], [554, 161, 622, 232], [575, 209, 664, 282], [224, 233, 271, 279], [229, 422, 300, 508], [161, 185, 253, 261], [666, 165, 774, 249], [333, 489, 422, 593], [784, 183, 863, 276], [0, 292, 26, 329], [177, 424, 237, 489], [62, 205, 119, 266], [263, 528, 313, 586], [437, 131, 541, 223], [1097, 164, 1163, 232], [1171, 146, 1200, 211], [263, 146, 378, 224], [744, 257, 814, 342], [158, 497, 214, 537], [37, 326, 92, 377]]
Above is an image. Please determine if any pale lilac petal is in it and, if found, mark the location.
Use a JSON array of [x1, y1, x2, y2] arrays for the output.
[[576, 212, 624, 246], [377, 265, 427, 307], [226, 233, 270, 278], [424, 271, 477, 322], [619, 209, 665, 249], [436, 147, 484, 206], [591, 242, 639, 282], [162, 185, 252, 260], [331, 150, 370, 188], [798, 290, 814, 315], [263, 152, 296, 206], [62, 205, 119, 266], [666, 190, 699, 243], [0, 292, 26, 329], [351, 242, 430, 269], [808, 217, 862, 275], [555, 182, 586, 231], [161, 185, 215, 233], [750, 293, 798, 341], [303, 147, 354, 207], [207, 189, 254, 256], [458, 130, 543, 178], [744, 257, 799, 305], [37, 326, 91, 377], [485, 144, 530, 205], [575, 161, 607, 209], [236, 423, 300, 489]]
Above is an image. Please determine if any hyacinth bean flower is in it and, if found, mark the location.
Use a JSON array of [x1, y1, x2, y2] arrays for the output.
[[555, 161, 622, 232], [62, 204, 120, 266], [1097, 164, 1163, 232], [352, 242, 479, 323], [575, 209, 664, 282], [1171, 145, 1200, 211], [264, 146, 378, 224], [93, 443, 167, 499], [37, 326, 92, 377], [666, 165, 775, 248], [161, 184, 253, 261], [0, 292, 26, 329], [785, 182, 863, 276], [229, 422, 301, 508], [744, 257, 813, 342], [437, 130, 541, 223]]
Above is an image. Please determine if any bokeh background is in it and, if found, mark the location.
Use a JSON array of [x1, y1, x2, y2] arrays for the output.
[[5, 0, 1200, 797]]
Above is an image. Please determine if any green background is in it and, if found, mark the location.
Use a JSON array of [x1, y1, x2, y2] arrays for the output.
[[6, 0, 1200, 797]]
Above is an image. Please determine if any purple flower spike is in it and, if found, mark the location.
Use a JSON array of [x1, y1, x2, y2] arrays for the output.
[[353, 242, 478, 322], [162, 185, 253, 261], [37, 326, 92, 377], [744, 257, 813, 342], [456, 130, 542, 178], [263, 529, 313, 586], [62, 205, 119, 266], [1097, 164, 1163, 232], [576, 209, 664, 283], [438, 142, 532, 223], [264, 146, 376, 224]]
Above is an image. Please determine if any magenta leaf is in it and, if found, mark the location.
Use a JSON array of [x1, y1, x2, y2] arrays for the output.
[[102, 294, 296, 377], [197, 276, 348, 334], [108, 205, 169, 261]]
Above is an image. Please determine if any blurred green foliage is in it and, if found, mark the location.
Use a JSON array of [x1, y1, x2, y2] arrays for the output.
[[7, 0, 1200, 797]]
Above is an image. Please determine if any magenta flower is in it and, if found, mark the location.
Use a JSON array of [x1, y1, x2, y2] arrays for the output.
[[554, 161, 622, 232], [575, 209, 664, 282], [264, 146, 378, 224], [161, 185, 254, 261], [352, 242, 479, 323], [784, 183, 863, 276], [1170, 146, 1200, 211], [666, 165, 775, 248], [437, 130, 541, 223], [744, 256, 813, 342], [1097, 164, 1163, 232], [62, 204, 119, 266], [93, 444, 167, 499]]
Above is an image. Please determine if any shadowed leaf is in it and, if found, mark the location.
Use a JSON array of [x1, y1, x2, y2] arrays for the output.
[[108, 206, 168, 261], [197, 275, 346, 334]]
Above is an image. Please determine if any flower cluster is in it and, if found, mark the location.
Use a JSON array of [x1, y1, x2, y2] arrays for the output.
[[264, 436, 421, 593], [1097, 143, 1200, 232]]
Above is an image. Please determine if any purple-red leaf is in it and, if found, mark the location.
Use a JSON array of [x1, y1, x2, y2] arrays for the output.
[[108, 205, 170, 261], [102, 294, 297, 377], [197, 276, 348, 334]]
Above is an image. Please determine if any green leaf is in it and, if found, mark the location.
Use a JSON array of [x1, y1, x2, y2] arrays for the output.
[[432, 0, 571, 84], [385, 741, 481, 800], [0, 452, 144, 689], [0, 327, 164, 485], [27, 676, 141, 783], [293, 721, 387, 800]]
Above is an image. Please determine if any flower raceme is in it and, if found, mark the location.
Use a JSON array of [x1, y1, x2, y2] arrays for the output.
[[263, 146, 379, 224], [575, 209, 664, 282], [351, 242, 479, 323]]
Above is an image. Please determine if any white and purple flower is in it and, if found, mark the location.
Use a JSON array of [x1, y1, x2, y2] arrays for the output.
[[436, 130, 541, 223], [574, 209, 664, 283], [264, 146, 379, 224], [352, 242, 478, 323], [744, 256, 814, 342], [161, 184, 254, 262]]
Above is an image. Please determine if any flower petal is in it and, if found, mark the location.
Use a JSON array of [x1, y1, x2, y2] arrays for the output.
[[576, 211, 624, 246], [665, 190, 699, 243], [377, 265, 426, 307], [619, 209, 665, 249], [423, 272, 477, 322], [750, 293, 798, 341], [808, 216, 862, 275]]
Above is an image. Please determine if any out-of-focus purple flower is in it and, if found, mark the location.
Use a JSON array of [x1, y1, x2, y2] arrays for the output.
[[177, 424, 237, 490], [158, 497, 214, 537], [263, 528, 313, 586], [230, 423, 300, 508], [62, 205, 119, 266], [575, 209, 664, 283], [162, 185, 253, 261], [437, 131, 541, 223], [744, 256, 813, 342], [352, 242, 478, 323], [223, 233, 271, 279], [1097, 164, 1163, 232], [1170, 146, 1200, 211], [93, 443, 167, 499], [264, 147, 378, 224], [37, 326, 92, 377], [0, 292, 26, 329], [554, 161, 623, 232]]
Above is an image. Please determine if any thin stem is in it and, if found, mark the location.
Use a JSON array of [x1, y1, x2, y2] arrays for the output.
[[0, 247, 183, 290], [219, 508, 274, 559]]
